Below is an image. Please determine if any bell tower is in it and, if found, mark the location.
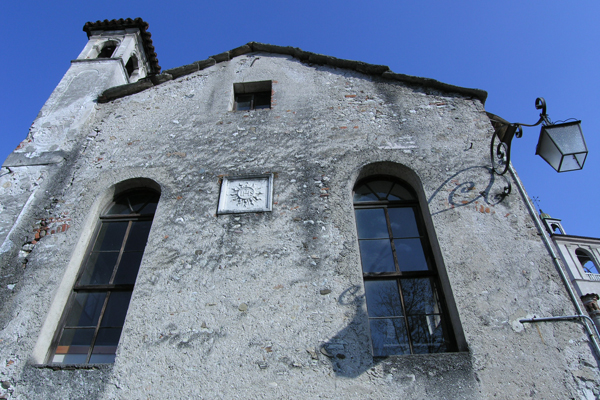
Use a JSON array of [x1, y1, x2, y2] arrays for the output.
[[10, 18, 160, 156], [0, 19, 160, 255], [540, 210, 566, 235], [80, 18, 160, 83]]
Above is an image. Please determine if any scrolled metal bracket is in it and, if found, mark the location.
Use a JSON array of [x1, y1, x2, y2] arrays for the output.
[[489, 97, 551, 176]]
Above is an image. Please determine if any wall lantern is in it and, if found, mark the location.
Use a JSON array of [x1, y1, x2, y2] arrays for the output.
[[489, 97, 587, 175]]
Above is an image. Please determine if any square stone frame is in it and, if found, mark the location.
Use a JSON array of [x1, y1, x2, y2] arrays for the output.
[[217, 174, 274, 215]]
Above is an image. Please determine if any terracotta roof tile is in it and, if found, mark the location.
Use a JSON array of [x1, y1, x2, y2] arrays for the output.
[[99, 42, 487, 104]]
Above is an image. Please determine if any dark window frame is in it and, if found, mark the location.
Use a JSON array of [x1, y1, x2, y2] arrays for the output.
[[354, 177, 456, 356], [233, 80, 272, 111], [234, 92, 271, 111], [49, 190, 158, 365]]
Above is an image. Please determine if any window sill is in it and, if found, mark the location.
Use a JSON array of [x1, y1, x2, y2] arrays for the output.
[[31, 363, 114, 371], [373, 351, 471, 363]]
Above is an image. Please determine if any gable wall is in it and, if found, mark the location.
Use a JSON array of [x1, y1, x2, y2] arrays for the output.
[[0, 53, 597, 399]]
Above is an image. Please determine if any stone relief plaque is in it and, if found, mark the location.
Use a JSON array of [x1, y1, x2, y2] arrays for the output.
[[217, 174, 274, 214]]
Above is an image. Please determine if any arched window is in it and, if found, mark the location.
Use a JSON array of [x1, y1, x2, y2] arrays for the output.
[[353, 177, 455, 356], [97, 41, 118, 58], [551, 223, 564, 235], [576, 249, 600, 275], [50, 190, 159, 364], [125, 54, 139, 79]]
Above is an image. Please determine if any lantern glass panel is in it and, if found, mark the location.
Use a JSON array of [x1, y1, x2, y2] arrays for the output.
[[536, 121, 587, 172]]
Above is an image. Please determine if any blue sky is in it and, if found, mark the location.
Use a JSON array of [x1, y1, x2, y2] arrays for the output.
[[2, 1, 599, 237]]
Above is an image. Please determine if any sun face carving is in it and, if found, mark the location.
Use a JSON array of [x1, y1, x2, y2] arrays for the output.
[[217, 174, 273, 214], [229, 182, 263, 207]]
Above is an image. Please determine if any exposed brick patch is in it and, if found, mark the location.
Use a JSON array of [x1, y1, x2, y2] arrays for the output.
[[31, 215, 72, 241]]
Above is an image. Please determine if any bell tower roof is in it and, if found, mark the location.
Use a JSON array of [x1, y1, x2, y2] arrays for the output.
[[83, 18, 160, 74], [540, 209, 552, 220]]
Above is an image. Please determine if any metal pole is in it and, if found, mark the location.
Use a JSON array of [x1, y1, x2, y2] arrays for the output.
[[520, 315, 600, 339]]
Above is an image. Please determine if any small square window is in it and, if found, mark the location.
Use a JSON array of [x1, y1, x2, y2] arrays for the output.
[[233, 81, 272, 111]]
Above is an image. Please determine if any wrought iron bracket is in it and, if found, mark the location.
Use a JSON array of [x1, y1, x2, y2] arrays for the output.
[[489, 97, 551, 176]]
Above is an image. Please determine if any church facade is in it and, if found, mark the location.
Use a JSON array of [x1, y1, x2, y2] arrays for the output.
[[0, 19, 598, 399]]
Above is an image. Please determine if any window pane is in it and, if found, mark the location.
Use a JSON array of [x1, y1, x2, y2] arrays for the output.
[[359, 240, 395, 273], [113, 252, 143, 284], [355, 208, 389, 239], [408, 315, 447, 354], [107, 193, 159, 215], [236, 94, 252, 111], [127, 194, 153, 214], [353, 184, 379, 202], [388, 208, 420, 238], [93, 222, 128, 251], [364, 280, 403, 317], [65, 292, 106, 327], [394, 238, 428, 271], [370, 318, 410, 356], [89, 353, 117, 364], [388, 184, 414, 201], [89, 328, 122, 363], [254, 92, 271, 109], [124, 221, 153, 251], [583, 260, 600, 274], [400, 278, 439, 315], [367, 181, 393, 200], [53, 328, 95, 364], [100, 292, 132, 327], [137, 198, 158, 215], [79, 252, 119, 285], [106, 200, 131, 215]]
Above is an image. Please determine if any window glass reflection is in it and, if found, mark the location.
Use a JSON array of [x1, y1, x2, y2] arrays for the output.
[[394, 239, 428, 271], [65, 292, 106, 327], [400, 278, 439, 315], [353, 184, 379, 202], [367, 181, 393, 200], [387, 184, 415, 201], [93, 222, 128, 251], [359, 240, 395, 273], [408, 315, 446, 354], [54, 328, 95, 364], [364, 280, 403, 317], [388, 208, 420, 238], [355, 209, 389, 239], [79, 252, 119, 285], [370, 318, 410, 356]]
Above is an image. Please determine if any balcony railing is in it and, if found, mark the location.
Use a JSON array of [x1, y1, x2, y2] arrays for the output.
[[585, 273, 600, 282]]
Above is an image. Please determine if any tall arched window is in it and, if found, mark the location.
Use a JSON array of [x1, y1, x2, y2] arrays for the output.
[[353, 177, 455, 356], [576, 249, 600, 275], [50, 190, 159, 364]]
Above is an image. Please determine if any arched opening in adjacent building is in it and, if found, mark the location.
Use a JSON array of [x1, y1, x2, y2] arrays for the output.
[[576, 248, 600, 275]]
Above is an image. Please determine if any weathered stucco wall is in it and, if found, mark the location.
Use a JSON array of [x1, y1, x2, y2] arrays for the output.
[[0, 51, 598, 399]]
